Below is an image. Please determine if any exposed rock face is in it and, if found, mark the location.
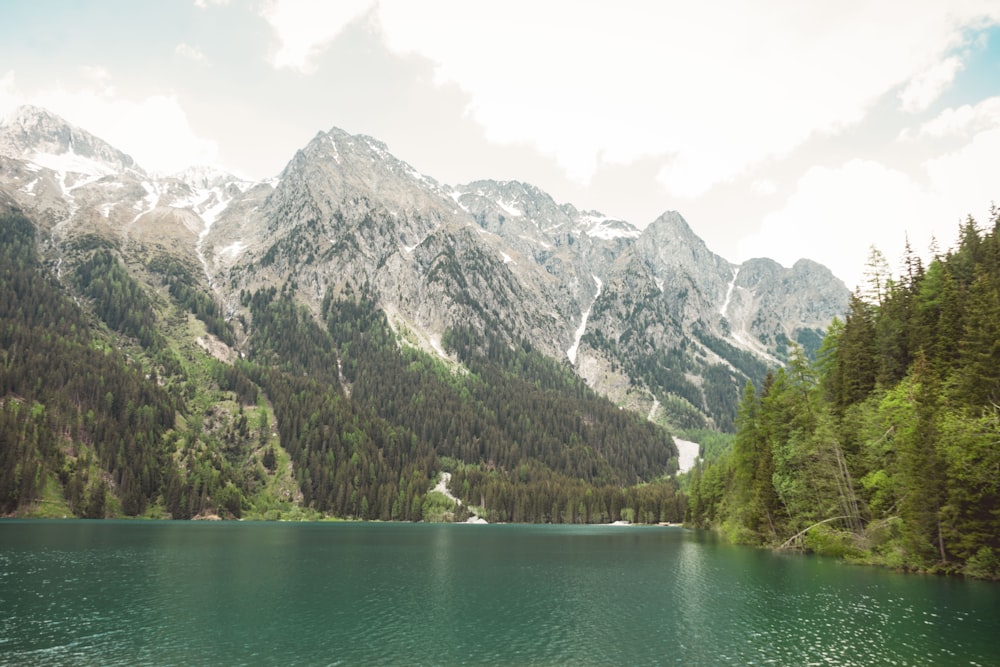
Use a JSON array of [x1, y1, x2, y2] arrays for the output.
[[725, 258, 848, 359], [0, 106, 851, 430]]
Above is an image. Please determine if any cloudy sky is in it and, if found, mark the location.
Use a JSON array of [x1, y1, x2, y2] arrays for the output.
[[2, 1, 999, 289]]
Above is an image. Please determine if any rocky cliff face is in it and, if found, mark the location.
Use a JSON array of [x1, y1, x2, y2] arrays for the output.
[[0, 106, 851, 431]]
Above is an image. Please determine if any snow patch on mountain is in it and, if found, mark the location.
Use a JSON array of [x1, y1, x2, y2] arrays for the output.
[[447, 188, 470, 213], [195, 186, 235, 285], [327, 135, 341, 164], [29, 150, 117, 179], [219, 240, 244, 260], [496, 199, 522, 218], [132, 181, 160, 221], [567, 275, 603, 365], [673, 438, 700, 474], [720, 266, 739, 317], [580, 213, 640, 241]]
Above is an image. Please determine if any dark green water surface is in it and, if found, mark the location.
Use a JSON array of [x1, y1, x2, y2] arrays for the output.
[[1, 520, 997, 666]]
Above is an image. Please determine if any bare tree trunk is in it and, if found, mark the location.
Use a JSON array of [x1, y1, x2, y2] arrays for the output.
[[833, 443, 862, 534], [778, 515, 851, 550], [938, 522, 947, 563]]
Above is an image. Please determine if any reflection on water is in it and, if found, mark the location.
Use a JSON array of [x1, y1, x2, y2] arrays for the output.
[[1, 521, 998, 666]]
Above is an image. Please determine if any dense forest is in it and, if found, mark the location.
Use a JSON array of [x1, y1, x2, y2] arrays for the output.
[[0, 211, 298, 520], [0, 207, 682, 523], [244, 286, 683, 523], [686, 209, 1000, 579], [0, 213, 178, 517]]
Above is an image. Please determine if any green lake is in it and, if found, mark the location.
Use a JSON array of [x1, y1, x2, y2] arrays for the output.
[[1, 520, 997, 666]]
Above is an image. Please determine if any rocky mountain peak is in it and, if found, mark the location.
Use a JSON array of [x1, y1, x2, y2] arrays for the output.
[[456, 180, 640, 247], [790, 258, 838, 280], [0, 105, 139, 175], [456, 179, 566, 226], [269, 126, 455, 218], [642, 210, 702, 244], [635, 210, 730, 281], [0, 104, 852, 434]]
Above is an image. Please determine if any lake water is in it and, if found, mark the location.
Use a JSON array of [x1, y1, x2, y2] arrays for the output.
[[1, 521, 997, 666]]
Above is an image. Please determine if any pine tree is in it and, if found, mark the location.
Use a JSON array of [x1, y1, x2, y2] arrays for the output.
[[728, 382, 779, 541], [953, 270, 1000, 407], [896, 354, 948, 566], [831, 295, 876, 409]]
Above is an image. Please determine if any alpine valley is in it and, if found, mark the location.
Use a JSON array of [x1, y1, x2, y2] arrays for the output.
[[0, 105, 849, 523]]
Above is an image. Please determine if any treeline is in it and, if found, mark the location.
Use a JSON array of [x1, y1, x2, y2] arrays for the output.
[[449, 461, 684, 524], [74, 248, 187, 377], [686, 210, 1000, 579]]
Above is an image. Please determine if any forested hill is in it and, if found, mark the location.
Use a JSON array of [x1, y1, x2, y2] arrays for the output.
[[686, 209, 1000, 579], [0, 207, 681, 523]]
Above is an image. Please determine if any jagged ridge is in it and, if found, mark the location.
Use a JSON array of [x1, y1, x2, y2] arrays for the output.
[[0, 105, 851, 432]]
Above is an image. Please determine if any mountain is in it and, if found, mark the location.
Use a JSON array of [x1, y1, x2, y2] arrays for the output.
[[0, 106, 850, 428], [0, 105, 849, 521], [0, 104, 139, 175]]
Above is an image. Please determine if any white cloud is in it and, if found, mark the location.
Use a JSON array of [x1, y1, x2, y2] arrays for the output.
[[194, 0, 231, 8], [738, 161, 933, 290], [904, 96, 1000, 139], [175, 42, 206, 62], [898, 56, 963, 113], [739, 126, 1000, 290], [45, 92, 219, 174], [251, 1, 1000, 196], [80, 66, 113, 87], [362, 1, 1000, 197], [0, 72, 220, 174], [260, 0, 375, 74], [924, 126, 1000, 213], [750, 179, 779, 197], [0, 71, 23, 116]]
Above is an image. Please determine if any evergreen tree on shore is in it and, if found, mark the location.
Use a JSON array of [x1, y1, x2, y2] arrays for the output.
[[686, 206, 1000, 579]]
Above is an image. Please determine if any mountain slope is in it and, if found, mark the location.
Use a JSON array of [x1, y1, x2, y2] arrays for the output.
[[0, 106, 852, 520], [0, 106, 850, 430]]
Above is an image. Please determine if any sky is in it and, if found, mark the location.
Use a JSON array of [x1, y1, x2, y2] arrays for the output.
[[2, 0, 1000, 290]]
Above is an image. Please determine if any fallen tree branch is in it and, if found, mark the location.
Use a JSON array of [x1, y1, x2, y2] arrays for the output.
[[778, 515, 851, 550]]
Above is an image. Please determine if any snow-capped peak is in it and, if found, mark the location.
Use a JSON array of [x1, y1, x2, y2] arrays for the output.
[[0, 104, 141, 176]]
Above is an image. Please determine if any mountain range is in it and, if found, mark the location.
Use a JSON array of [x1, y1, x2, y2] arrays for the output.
[[0, 105, 849, 521], [0, 105, 848, 431]]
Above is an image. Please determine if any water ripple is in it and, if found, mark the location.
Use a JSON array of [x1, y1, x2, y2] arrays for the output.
[[1, 522, 998, 666]]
